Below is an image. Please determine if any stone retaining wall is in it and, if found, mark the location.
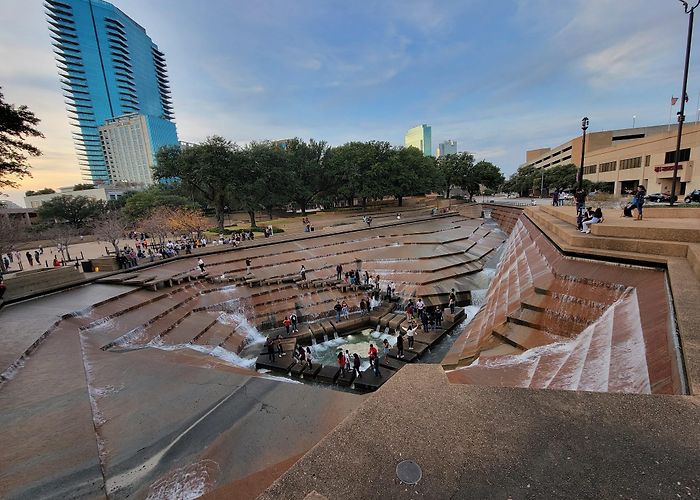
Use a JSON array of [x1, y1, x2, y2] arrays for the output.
[[2, 267, 85, 302]]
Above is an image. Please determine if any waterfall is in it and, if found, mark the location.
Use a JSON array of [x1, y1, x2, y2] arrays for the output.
[[370, 298, 380, 310], [323, 333, 329, 342], [333, 331, 339, 339], [470, 289, 488, 307], [375, 324, 381, 332], [311, 336, 317, 345], [384, 327, 390, 335]]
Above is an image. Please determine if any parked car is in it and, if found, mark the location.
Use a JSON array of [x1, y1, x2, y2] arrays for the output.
[[684, 189, 700, 203], [559, 192, 573, 200], [645, 192, 671, 203]]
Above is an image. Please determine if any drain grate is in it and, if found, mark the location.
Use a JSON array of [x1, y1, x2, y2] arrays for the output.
[[396, 460, 422, 485]]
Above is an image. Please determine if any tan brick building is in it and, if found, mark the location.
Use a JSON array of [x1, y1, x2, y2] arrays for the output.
[[523, 123, 700, 196]]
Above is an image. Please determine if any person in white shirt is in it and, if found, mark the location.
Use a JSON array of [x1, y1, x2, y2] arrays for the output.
[[402, 322, 419, 350]]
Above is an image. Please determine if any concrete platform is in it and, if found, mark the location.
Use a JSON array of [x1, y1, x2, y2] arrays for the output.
[[255, 353, 296, 372], [260, 365, 700, 500], [387, 347, 419, 362], [303, 363, 322, 378], [378, 355, 406, 371], [316, 365, 341, 384], [353, 367, 395, 391], [336, 369, 356, 387]]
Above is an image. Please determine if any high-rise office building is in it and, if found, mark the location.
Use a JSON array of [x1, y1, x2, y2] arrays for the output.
[[436, 140, 457, 158], [405, 124, 432, 157], [45, 0, 178, 183]]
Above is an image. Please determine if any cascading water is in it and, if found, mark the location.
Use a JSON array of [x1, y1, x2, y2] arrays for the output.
[[470, 289, 488, 307]]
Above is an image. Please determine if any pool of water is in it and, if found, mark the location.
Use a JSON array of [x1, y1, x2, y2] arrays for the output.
[[306, 327, 397, 371]]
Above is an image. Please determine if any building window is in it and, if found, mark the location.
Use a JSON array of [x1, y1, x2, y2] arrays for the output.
[[583, 165, 597, 175], [619, 157, 641, 170], [664, 148, 690, 163], [599, 161, 617, 172], [645, 155, 651, 167]]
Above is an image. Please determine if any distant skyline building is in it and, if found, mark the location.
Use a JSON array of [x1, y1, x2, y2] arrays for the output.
[[98, 113, 158, 186], [45, 0, 178, 183], [405, 124, 432, 157], [436, 140, 457, 158]]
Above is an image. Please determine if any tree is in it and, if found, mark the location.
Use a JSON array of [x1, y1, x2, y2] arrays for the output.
[[504, 165, 539, 197], [543, 164, 577, 192], [167, 206, 209, 238], [436, 152, 475, 199], [377, 146, 433, 207], [155, 136, 235, 231], [232, 142, 290, 227], [93, 211, 129, 256], [462, 160, 505, 201], [43, 224, 77, 261], [37, 195, 105, 228], [122, 185, 194, 220], [0, 88, 44, 192], [0, 216, 26, 272], [72, 183, 95, 191], [285, 138, 332, 214]]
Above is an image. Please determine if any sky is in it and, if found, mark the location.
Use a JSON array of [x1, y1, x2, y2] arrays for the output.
[[1, 0, 699, 207]]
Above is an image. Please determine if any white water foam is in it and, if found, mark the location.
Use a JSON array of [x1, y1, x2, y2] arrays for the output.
[[146, 459, 219, 500], [470, 289, 488, 307]]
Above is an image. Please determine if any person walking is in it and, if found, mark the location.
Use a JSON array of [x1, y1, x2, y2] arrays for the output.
[[382, 338, 391, 359], [197, 258, 205, 272], [632, 185, 646, 221], [334, 301, 342, 322], [26, 251, 33, 266], [290, 313, 298, 333], [34, 250, 41, 265], [344, 350, 352, 374], [396, 331, 405, 359], [353, 353, 362, 378], [266, 337, 275, 362], [421, 311, 430, 331], [416, 298, 425, 320], [283, 316, 292, 334]]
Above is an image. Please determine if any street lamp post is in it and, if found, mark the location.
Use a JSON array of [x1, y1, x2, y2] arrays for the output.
[[577, 117, 589, 191], [670, 0, 698, 206]]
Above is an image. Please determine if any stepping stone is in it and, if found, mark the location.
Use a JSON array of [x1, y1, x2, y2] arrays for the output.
[[336, 370, 356, 387], [379, 356, 406, 371], [316, 365, 341, 384], [255, 353, 296, 372], [387, 348, 419, 362], [406, 340, 430, 356], [354, 367, 395, 391], [414, 329, 446, 346], [303, 364, 322, 378], [290, 362, 308, 377]]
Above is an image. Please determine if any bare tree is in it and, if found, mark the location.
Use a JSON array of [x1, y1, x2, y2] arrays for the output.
[[138, 206, 173, 246], [0, 216, 26, 272], [168, 207, 209, 239], [43, 224, 77, 261], [93, 212, 129, 256]]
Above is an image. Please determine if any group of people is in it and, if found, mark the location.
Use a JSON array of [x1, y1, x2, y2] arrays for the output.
[[3, 246, 64, 272], [404, 297, 443, 331], [551, 189, 567, 206], [336, 349, 363, 378]]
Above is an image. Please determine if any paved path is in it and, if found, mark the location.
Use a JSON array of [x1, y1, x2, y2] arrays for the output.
[[0, 283, 133, 374]]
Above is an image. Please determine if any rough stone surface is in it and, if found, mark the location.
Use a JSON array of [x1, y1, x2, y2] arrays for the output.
[[260, 365, 700, 500]]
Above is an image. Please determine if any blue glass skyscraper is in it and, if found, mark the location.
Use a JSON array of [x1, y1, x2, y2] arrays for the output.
[[45, 0, 178, 183]]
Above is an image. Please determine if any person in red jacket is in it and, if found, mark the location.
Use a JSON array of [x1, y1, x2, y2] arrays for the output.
[[283, 316, 292, 334]]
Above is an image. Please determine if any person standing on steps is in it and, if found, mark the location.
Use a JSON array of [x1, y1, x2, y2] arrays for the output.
[[290, 313, 298, 333], [633, 185, 646, 221], [300, 265, 306, 281], [369, 344, 380, 377], [266, 337, 275, 362], [353, 353, 362, 378], [396, 331, 405, 359], [26, 251, 33, 266], [341, 300, 350, 320], [275, 335, 285, 357], [336, 263, 343, 281], [449, 288, 457, 314], [283, 316, 292, 334], [334, 301, 342, 322], [198, 258, 205, 272], [246, 258, 252, 274], [435, 306, 443, 328], [382, 338, 391, 360], [344, 350, 352, 374], [403, 322, 418, 350], [337, 350, 346, 373]]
